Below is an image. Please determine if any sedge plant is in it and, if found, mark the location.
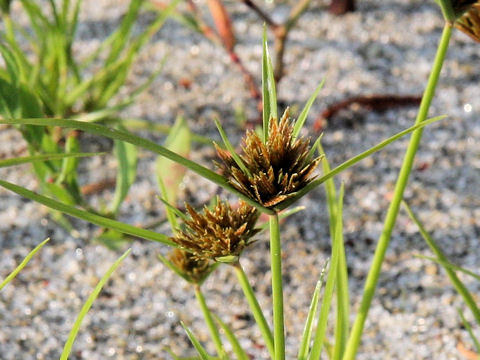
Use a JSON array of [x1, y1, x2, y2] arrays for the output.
[[0, 30, 446, 359]]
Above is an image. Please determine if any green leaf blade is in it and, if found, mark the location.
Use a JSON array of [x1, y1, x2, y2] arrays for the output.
[[293, 79, 325, 138], [60, 248, 131, 360], [0, 179, 175, 246], [0, 238, 50, 291]]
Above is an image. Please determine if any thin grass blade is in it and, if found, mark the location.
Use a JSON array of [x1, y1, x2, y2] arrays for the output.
[[213, 314, 249, 360], [416, 255, 480, 281], [275, 115, 446, 211], [261, 27, 277, 141], [0, 238, 50, 291], [0, 179, 175, 246], [0, 152, 99, 168], [319, 144, 350, 359], [293, 79, 325, 138], [181, 321, 210, 360], [460, 308, 480, 354], [403, 202, 480, 325], [298, 261, 328, 360], [309, 185, 345, 359], [195, 287, 228, 360], [157, 196, 189, 222], [0, 117, 274, 213], [60, 248, 131, 360], [214, 118, 251, 177]]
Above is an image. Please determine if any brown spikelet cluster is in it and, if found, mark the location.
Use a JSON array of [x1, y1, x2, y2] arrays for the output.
[[452, 0, 478, 16], [167, 248, 214, 284], [216, 109, 321, 209], [170, 200, 260, 261], [455, 2, 480, 42]]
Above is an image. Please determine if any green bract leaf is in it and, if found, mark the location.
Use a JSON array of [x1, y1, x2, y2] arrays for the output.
[[214, 118, 251, 177], [276, 115, 446, 210], [262, 27, 277, 143], [293, 79, 325, 138], [0, 117, 274, 214], [0, 179, 175, 246]]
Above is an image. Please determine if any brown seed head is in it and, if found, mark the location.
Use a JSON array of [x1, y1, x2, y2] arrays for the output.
[[170, 200, 260, 261], [452, 0, 478, 17], [167, 248, 214, 284], [455, 2, 480, 42], [216, 109, 321, 209]]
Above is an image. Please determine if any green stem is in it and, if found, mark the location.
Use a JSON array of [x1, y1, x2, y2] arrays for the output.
[[233, 262, 275, 359], [436, 0, 456, 22], [194, 285, 227, 360], [343, 23, 453, 360], [269, 213, 285, 360]]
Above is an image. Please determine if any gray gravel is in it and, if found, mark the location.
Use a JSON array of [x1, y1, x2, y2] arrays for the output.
[[1, 0, 480, 359]]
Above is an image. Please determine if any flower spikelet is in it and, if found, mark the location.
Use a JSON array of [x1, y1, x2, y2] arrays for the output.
[[452, 0, 478, 16], [455, 2, 480, 42], [167, 248, 214, 284], [170, 200, 260, 260], [216, 109, 321, 208]]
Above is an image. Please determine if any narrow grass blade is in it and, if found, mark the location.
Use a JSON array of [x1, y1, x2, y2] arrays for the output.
[[60, 248, 131, 360], [214, 118, 251, 177], [0, 152, 98, 168], [293, 79, 325, 138], [213, 314, 249, 360], [297, 262, 328, 360], [163, 348, 182, 360], [110, 133, 138, 215], [416, 255, 480, 281], [403, 202, 480, 325], [0, 43, 21, 86], [275, 115, 446, 211], [195, 286, 228, 360], [320, 144, 349, 359], [157, 196, 189, 222], [56, 134, 81, 184], [0, 118, 274, 214], [309, 185, 345, 359], [306, 133, 324, 161], [458, 308, 480, 353], [0, 238, 50, 291], [262, 27, 277, 142], [0, 179, 175, 246], [181, 321, 210, 360]]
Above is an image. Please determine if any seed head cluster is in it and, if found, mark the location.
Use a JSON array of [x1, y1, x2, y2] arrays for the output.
[[455, 2, 480, 42], [216, 109, 321, 209], [452, 0, 478, 16], [170, 200, 260, 261], [167, 248, 214, 284]]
